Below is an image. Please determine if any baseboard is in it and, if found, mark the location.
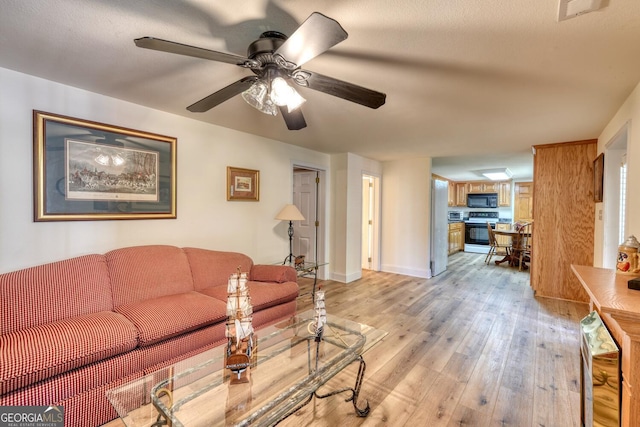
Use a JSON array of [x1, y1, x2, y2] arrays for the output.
[[380, 264, 431, 279], [329, 270, 362, 283]]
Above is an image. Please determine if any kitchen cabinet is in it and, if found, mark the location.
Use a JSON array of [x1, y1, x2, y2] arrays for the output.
[[448, 222, 464, 254], [467, 182, 485, 193], [483, 182, 500, 193], [531, 139, 596, 302], [447, 180, 511, 206], [455, 183, 467, 206], [514, 182, 533, 221], [498, 181, 511, 207], [448, 181, 456, 207]]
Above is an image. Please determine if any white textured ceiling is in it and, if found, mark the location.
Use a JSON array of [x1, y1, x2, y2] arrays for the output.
[[2, 0, 639, 180]]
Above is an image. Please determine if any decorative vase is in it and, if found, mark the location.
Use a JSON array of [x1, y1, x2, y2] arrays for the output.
[[617, 235, 640, 274]]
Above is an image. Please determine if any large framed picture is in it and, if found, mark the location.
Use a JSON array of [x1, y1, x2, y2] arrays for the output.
[[593, 152, 604, 203], [33, 111, 177, 221], [227, 167, 259, 201]]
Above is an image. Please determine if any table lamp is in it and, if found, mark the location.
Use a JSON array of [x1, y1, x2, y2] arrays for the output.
[[275, 204, 305, 264]]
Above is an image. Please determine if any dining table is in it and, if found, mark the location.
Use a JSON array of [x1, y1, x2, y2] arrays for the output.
[[493, 228, 532, 269]]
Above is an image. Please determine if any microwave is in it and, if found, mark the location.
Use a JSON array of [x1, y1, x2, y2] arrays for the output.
[[448, 211, 464, 221], [467, 193, 498, 208]]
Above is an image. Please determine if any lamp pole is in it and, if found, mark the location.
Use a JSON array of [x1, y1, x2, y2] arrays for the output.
[[285, 220, 295, 264]]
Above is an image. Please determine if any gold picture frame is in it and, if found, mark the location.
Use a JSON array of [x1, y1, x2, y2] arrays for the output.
[[33, 110, 177, 221], [227, 167, 259, 201]]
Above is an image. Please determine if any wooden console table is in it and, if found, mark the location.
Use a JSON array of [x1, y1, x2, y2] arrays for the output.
[[571, 264, 640, 427]]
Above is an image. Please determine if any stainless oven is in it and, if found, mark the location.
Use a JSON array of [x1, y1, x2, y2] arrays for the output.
[[464, 212, 499, 246], [465, 222, 492, 245]]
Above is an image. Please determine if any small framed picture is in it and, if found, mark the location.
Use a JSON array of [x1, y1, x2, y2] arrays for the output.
[[593, 153, 604, 203], [227, 167, 259, 201]]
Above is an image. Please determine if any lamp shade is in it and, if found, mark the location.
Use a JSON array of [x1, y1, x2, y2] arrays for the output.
[[275, 204, 305, 221]]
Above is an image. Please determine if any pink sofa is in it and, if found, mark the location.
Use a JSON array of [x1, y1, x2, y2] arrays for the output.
[[0, 245, 298, 427]]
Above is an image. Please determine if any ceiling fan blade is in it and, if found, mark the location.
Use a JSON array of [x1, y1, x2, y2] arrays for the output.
[[279, 107, 307, 130], [134, 37, 258, 68], [187, 76, 258, 112], [298, 71, 386, 109], [274, 12, 348, 69]]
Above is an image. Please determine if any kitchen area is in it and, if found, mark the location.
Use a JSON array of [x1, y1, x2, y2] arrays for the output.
[[431, 173, 534, 277]]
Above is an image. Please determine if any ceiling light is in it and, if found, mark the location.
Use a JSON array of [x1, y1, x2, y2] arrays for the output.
[[241, 73, 305, 116], [481, 168, 513, 181], [270, 77, 306, 112], [241, 80, 277, 116]]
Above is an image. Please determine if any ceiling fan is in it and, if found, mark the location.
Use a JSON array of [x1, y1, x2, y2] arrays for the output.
[[134, 12, 386, 130]]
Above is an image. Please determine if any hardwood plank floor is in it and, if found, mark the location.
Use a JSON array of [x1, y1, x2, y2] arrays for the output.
[[103, 252, 589, 427]]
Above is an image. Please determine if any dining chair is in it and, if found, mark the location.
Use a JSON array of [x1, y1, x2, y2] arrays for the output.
[[485, 222, 510, 265], [512, 222, 532, 271]]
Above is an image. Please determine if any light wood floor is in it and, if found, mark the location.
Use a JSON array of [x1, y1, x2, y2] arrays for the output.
[[104, 252, 589, 426]]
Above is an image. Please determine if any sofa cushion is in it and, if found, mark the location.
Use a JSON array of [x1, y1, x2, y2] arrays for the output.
[[183, 248, 253, 291], [0, 254, 112, 335], [0, 311, 138, 395], [250, 264, 297, 283], [198, 280, 298, 312], [107, 245, 195, 306], [115, 291, 227, 346]]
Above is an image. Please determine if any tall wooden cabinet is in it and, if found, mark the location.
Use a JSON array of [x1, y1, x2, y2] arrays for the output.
[[514, 182, 533, 222], [531, 139, 596, 302]]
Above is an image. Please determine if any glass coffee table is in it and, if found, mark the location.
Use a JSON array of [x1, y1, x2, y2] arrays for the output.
[[107, 310, 386, 426]]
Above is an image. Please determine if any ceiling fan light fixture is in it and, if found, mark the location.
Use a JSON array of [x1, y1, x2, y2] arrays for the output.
[[481, 168, 513, 181], [270, 77, 306, 112], [241, 80, 278, 116]]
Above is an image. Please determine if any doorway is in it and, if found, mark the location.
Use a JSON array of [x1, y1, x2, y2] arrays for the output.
[[362, 174, 381, 271], [292, 166, 326, 275], [602, 123, 628, 268]]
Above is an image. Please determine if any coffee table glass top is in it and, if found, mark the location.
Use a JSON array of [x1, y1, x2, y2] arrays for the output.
[[107, 310, 386, 427]]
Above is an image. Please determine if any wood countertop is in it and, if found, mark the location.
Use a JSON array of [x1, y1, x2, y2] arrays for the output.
[[571, 264, 640, 324]]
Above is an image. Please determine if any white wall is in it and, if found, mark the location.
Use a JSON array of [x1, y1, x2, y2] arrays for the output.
[[380, 157, 431, 278], [595, 80, 640, 267], [330, 152, 382, 283], [0, 67, 330, 273]]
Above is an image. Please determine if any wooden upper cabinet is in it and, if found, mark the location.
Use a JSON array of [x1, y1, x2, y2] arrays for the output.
[[445, 180, 513, 206], [448, 182, 456, 207], [514, 182, 533, 221], [483, 182, 500, 193], [467, 182, 485, 193], [498, 181, 511, 207], [455, 183, 467, 206]]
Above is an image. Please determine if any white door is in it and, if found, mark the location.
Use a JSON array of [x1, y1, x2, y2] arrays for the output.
[[362, 174, 381, 270], [293, 170, 317, 261], [362, 176, 372, 269]]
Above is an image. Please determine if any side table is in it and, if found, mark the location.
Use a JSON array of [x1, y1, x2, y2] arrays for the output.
[[282, 260, 328, 302]]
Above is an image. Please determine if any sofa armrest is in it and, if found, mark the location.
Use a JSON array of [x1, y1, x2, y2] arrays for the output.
[[250, 265, 297, 283]]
